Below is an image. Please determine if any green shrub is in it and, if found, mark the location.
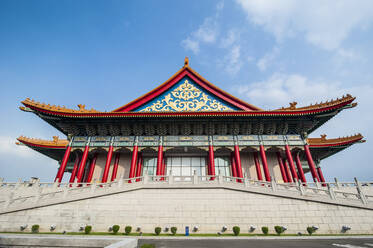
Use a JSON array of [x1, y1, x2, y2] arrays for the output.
[[233, 226, 240, 236], [307, 227, 315, 235], [141, 244, 155, 248], [124, 226, 132, 235], [171, 226, 177, 235], [261, 226, 269, 235], [155, 227, 161, 235], [112, 225, 120, 234], [84, 225, 92, 234], [31, 224, 39, 233], [274, 226, 284, 235]]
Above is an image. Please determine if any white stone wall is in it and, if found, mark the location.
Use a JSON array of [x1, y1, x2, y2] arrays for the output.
[[1, 187, 372, 234]]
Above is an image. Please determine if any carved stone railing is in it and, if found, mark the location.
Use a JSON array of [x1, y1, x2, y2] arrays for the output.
[[0, 175, 372, 214]]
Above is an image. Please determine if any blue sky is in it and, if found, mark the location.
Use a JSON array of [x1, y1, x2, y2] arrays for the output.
[[1, 0, 373, 182]]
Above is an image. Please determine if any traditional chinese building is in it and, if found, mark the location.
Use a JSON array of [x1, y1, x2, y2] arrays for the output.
[[17, 58, 365, 184]]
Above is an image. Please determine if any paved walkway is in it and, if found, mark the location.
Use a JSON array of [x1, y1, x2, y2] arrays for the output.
[[138, 238, 373, 248]]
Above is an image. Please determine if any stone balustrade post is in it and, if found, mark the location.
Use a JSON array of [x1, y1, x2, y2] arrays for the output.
[[72, 178, 78, 188], [118, 178, 123, 188], [193, 170, 198, 184], [297, 179, 305, 196], [32, 179, 40, 189], [91, 180, 96, 193], [53, 181, 59, 188], [168, 174, 174, 184], [244, 173, 249, 187], [334, 177, 340, 189], [354, 177, 367, 204], [316, 181, 321, 189], [143, 170, 149, 184], [15, 178, 22, 189], [327, 184, 336, 200], [62, 184, 69, 199], [271, 177, 277, 192], [218, 174, 223, 184]]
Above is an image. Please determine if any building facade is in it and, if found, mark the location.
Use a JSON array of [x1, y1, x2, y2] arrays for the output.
[[17, 58, 365, 184]]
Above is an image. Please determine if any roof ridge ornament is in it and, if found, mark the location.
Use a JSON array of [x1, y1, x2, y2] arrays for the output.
[[184, 57, 189, 68]]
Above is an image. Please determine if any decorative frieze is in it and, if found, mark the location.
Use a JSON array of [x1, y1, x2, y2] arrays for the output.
[[71, 135, 304, 148]]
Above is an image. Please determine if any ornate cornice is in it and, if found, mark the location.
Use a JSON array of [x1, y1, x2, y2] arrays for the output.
[[277, 94, 356, 111], [307, 133, 365, 147], [20, 94, 355, 118], [21, 98, 99, 114], [17, 136, 68, 148]]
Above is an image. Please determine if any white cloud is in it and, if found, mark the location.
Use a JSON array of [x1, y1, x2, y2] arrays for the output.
[[181, 38, 200, 54], [220, 29, 240, 48], [236, 0, 373, 50], [236, 73, 346, 110], [224, 45, 242, 75], [256, 46, 279, 72], [0, 136, 35, 158], [181, 3, 223, 54]]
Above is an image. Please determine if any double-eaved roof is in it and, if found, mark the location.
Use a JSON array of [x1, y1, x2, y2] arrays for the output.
[[17, 58, 364, 161]]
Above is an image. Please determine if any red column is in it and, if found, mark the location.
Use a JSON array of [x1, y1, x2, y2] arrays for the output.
[[135, 153, 143, 182], [234, 145, 243, 182], [69, 155, 80, 183], [129, 145, 138, 179], [276, 152, 288, 183], [230, 152, 237, 177], [156, 145, 163, 176], [55, 144, 72, 182], [76, 143, 90, 183], [160, 154, 166, 181], [283, 158, 293, 182], [253, 152, 263, 181], [294, 151, 306, 183], [259, 145, 271, 181], [101, 146, 114, 183], [86, 153, 98, 183], [304, 144, 320, 182], [317, 166, 326, 183], [208, 145, 215, 179], [111, 153, 120, 182], [285, 145, 298, 181]]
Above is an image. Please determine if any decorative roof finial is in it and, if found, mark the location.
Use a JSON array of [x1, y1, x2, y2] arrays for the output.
[[184, 57, 189, 67]]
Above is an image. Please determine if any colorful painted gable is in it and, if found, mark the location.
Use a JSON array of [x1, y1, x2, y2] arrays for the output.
[[133, 76, 240, 112]]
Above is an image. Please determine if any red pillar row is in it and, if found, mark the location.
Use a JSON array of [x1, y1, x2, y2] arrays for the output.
[[253, 152, 263, 181], [317, 166, 326, 183], [259, 145, 271, 182], [230, 152, 237, 178], [276, 152, 288, 183], [111, 153, 121, 182], [294, 152, 307, 183], [208, 145, 216, 180], [234, 145, 243, 181], [55, 144, 72, 183], [69, 155, 80, 183], [283, 158, 293, 182], [156, 145, 163, 176], [136, 153, 143, 182], [304, 144, 320, 182], [86, 153, 98, 183], [101, 146, 114, 183], [129, 145, 139, 179], [285, 145, 298, 182], [76, 143, 90, 183]]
